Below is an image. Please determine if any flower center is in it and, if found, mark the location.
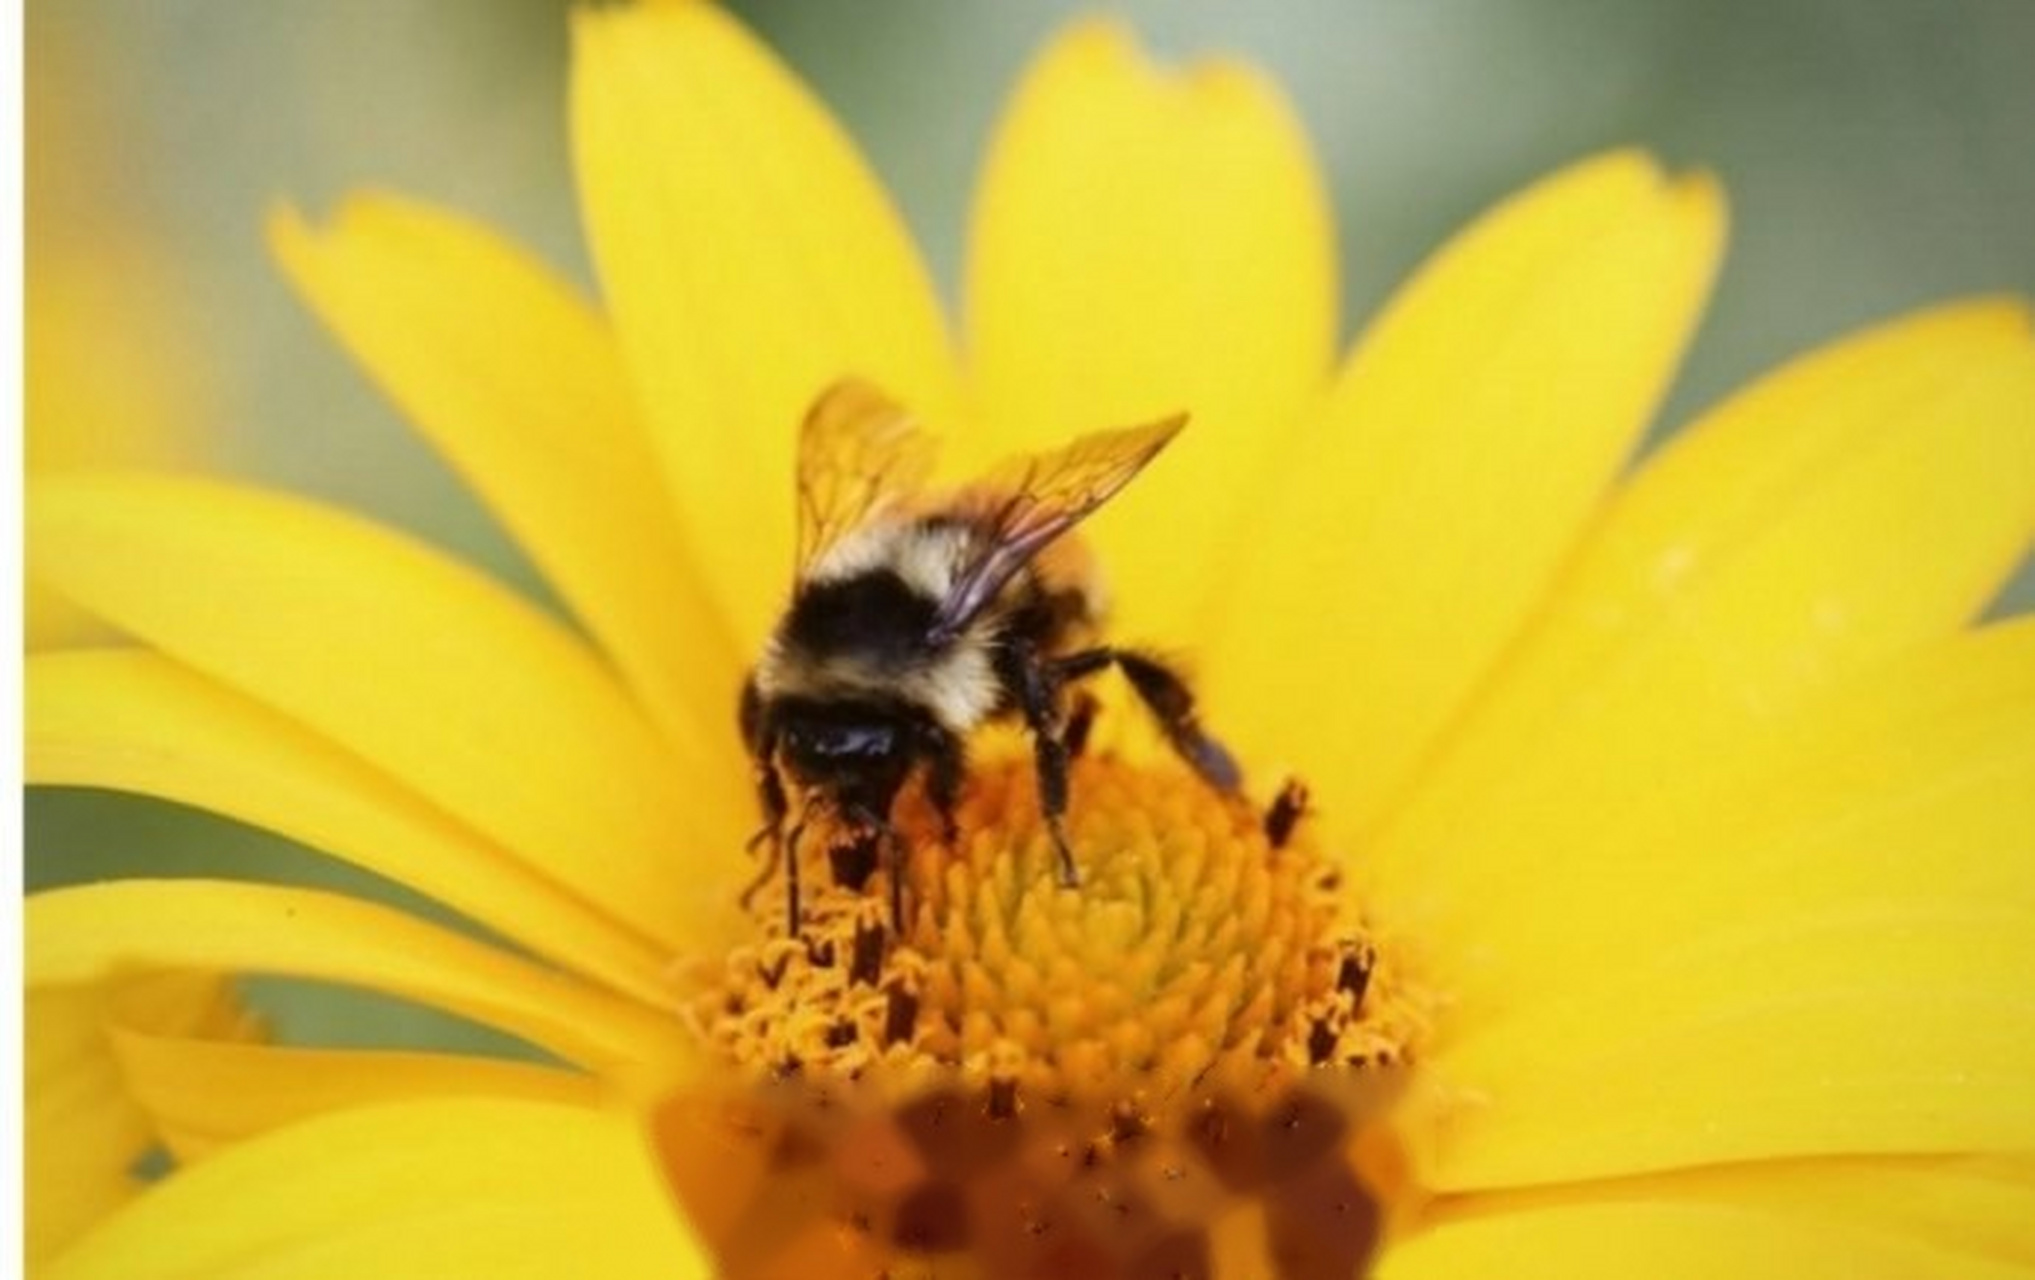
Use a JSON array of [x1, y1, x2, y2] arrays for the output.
[[661, 751, 1424, 1279]]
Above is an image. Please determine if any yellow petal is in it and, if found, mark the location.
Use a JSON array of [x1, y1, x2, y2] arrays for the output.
[[27, 882, 693, 1076], [1210, 151, 1723, 814], [1729, 1156, 2035, 1269], [570, 1, 953, 646], [27, 974, 248, 1266], [267, 194, 739, 756], [109, 1022, 599, 1164], [1421, 904, 2035, 1190], [28, 649, 676, 1004], [1428, 1154, 2035, 1270], [46, 1098, 705, 1280], [27, 474, 748, 951], [963, 17, 1336, 636], [1380, 1197, 2028, 1280], [1372, 299, 2035, 896], [1389, 623, 2035, 1187], [27, 986, 147, 1265], [1413, 616, 2035, 1018]]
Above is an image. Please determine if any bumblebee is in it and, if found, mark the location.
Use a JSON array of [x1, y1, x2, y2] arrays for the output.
[[740, 380, 1239, 932]]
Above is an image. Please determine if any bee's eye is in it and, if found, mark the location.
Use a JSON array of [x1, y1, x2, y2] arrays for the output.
[[787, 719, 897, 763]]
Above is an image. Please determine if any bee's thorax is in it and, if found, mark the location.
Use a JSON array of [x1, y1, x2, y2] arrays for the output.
[[759, 515, 1099, 736]]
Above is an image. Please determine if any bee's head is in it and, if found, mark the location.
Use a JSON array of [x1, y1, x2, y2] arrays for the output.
[[777, 700, 917, 813]]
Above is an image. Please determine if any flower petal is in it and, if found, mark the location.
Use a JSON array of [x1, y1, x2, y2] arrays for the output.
[[1210, 151, 1722, 814], [1707, 1156, 2035, 1270], [1372, 300, 2035, 895], [110, 1029, 600, 1165], [27, 986, 146, 1265], [27, 882, 693, 1075], [28, 649, 678, 1002], [963, 18, 1336, 635], [267, 194, 738, 753], [32, 970, 578, 1175], [1394, 623, 2035, 1186], [570, 1, 953, 646], [1420, 903, 2035, 1188], [1424, 1155, 2035, 1270], [45, 1098, 704, 1280], [1412, 616, 2035, 1017], [27, 975, 248, 1266], [1380, 1196, 2029, 1280], [28, 474, 748, 950]]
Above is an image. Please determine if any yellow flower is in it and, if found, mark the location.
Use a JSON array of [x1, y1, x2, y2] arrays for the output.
[[26, 4, 2035, 1277]]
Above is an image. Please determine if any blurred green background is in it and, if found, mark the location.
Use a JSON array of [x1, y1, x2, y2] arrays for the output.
[[25, 0, 2035, 1046]]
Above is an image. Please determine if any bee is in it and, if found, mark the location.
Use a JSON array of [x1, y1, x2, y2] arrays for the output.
[[740, 379, 1241, 933]]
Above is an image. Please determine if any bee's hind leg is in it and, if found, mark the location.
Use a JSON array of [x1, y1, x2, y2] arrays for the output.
[[1113, 649, 1241, 791], [1051, 648, 1242, 793]]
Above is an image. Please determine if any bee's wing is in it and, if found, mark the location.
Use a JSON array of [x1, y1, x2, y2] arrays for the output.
[[795, 379, 940, 573], [929, 413, 1186, 642]]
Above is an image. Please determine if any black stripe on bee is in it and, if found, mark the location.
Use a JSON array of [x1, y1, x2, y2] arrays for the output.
[[782, 570, 940, 661]]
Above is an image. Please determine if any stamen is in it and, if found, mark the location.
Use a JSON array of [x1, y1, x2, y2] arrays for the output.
[[665, 754, 1426, 1278], [1264, 777, 1311, 850]]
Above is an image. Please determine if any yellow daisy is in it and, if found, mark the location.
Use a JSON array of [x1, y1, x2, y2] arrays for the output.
[[26, 5, 2035, 1277]]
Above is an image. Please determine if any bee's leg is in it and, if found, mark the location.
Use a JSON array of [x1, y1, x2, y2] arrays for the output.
[[1051, 648, 1242, 792], [1063, 689, 1101, 760], [735, 834, 780, 914], [737, 742, 790, 914], [997, 642, 1081, 888], [847, 804, 910, 934], [1115, 649, 1241, 790], [744, 755, 789, 852], [739, 677, 787, 852], [923, 728, 965, 849], [782, 818, 806, 937]]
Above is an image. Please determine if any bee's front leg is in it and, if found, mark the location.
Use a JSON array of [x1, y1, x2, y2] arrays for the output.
[[921, 724, 965, 849], [739, 676, 782, 846], [995, 641, 1081, 889], [839, 802, 908, 935], [736, 756, 796, 925], [781, 817, 806, 937], [744, 756, 789, 853], [1063, 689, 1101, 760], [737, 676, 800, 929]]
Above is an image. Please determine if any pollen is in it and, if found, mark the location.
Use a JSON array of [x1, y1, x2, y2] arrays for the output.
[[662, 753, 1427, 1279]]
